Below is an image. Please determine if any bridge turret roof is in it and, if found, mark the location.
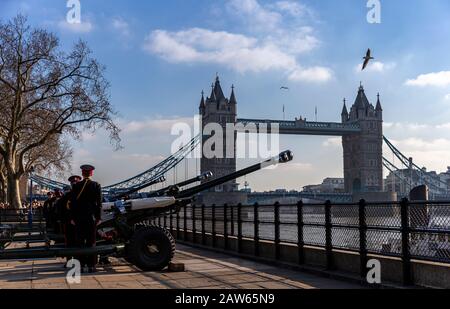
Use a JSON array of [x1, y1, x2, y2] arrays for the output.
[[207, 83, 216, 102], [341, 98, 348, 115], [214, 76, 226, 102], [199, 91, 205, 109], [353, 84, 370, 109], [230, 85, 237, 105], [376, 93, 383, 111]]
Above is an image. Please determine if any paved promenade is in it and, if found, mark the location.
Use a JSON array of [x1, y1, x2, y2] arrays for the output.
[[0, 244, 363, 289]]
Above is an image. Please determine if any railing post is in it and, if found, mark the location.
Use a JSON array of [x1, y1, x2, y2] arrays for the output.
[[201, 204, 206, 246], [325, 200, 334, 270], [163, 213, 167, 229], [254, 203, 259, 257], [359, 199, 368, 280], [158, 215, 161, 227], [230, 205, 235, 237], [237, 203, 243, 254], [176, 204, 180, 239], [192, 204, 196, 244], [401, 198, 413, 286], [274, 202, 281, 260], [297, 201, 304, 264], [212, 204, 216, 248], [183, 204, 188, 242], [224, 204, 228, 250]]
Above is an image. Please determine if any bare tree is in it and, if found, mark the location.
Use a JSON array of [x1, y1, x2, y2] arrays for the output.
[[0, 15, 120, 208]]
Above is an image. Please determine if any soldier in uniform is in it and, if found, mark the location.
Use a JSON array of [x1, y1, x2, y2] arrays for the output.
[[70, 165, 102, 273], [43, 192, 54, 230], [55, 175, 82, 257]]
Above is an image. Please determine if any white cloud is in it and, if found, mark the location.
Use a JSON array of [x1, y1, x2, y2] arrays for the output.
[[58, 20, 93, 33], [112, 17, 131, 37], [322, 137, 341, 148], [144, 0, 330, 83], [355, 61, 396, 73], [289, 66, 333, 82], [271, 1, 310, 17], [444, 94, 450, 101], [144, 28, 295, 73], [144, 28, 331, 82], [226, 0, 282, 32], [121, 117, 194, 134], [405, 71, 450, 87]]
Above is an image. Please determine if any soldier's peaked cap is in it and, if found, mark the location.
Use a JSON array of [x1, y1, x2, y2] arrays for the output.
[[68, 175, 82, 182], [80, 165, 95, 172]]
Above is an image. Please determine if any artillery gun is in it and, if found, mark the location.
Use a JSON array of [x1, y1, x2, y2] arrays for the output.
[[0, 151, 293, 271]]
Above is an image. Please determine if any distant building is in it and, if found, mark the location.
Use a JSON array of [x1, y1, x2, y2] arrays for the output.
[[303, 177, 345, 193], [384, 166, 450, 197]]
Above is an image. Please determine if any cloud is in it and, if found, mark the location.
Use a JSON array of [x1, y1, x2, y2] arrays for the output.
[[144, 28, 331, 82], [270, 1, 311, 17], [58, 20, 93, 33], [112, 17, 131, 37], [405, 71, 450, 87], [289, 66, 333, 82], [355, 61, 396, 73], [121, 117, 194, 134], [226, 0, 282, 32], [445, 94, 450, 101], [144, 0, 331, 83], [322, 137, 341, 148]]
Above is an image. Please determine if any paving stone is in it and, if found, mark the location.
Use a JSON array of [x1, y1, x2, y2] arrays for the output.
[[0, 243, 364, 289]]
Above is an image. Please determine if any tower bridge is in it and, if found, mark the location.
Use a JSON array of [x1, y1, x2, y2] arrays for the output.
[[199, 76, 385, 200], [29, 76, 450, 202]]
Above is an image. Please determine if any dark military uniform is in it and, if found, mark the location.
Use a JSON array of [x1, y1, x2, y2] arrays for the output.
[[70, 177, 102, 269], [55, 191, 76, 248], [43, 195, 57, 231]]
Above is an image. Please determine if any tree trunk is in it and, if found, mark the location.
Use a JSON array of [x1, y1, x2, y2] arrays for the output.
[[0, 182, 5, 203], [0, 172, 6, 203], [6, 175, 22, 209]]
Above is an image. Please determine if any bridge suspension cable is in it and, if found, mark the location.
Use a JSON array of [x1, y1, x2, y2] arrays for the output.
[[29, 135, 201, 196], [383, 136, 450, 195]]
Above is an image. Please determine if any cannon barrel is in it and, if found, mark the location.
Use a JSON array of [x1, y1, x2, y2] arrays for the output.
[[176, 150, 293, 199], [112, 176, 166, 200], [148, 171, 213, 198]]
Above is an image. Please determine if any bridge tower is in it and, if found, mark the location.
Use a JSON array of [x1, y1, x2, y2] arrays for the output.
[[342, 84, 383, 193], [199, 76, 238, 193]]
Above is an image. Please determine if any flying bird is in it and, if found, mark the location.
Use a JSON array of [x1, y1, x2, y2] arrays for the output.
[[362, 49, 374, 71], [280, 86, 289, 90]]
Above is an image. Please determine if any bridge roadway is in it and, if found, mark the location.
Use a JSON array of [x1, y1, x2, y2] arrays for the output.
[[0, 244, 363, 289], [236, 119, 361, 136]]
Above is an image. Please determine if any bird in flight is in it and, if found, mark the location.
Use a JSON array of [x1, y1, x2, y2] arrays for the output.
[[362, 49, 374, 71], [280, 86, 289, 90]]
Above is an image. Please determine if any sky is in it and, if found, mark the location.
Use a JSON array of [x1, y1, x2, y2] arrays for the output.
[[2, 0, 450, 191]]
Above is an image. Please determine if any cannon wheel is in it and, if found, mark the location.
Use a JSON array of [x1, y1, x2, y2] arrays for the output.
[[127, 225, 175, 271]]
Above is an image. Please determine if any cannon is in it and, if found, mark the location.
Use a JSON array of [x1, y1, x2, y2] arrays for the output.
[[0, 151, 293, 271]]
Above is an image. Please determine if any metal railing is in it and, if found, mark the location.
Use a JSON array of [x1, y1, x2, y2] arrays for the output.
[[0, 209, 45, 225], [155, 199, 450, 285]]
